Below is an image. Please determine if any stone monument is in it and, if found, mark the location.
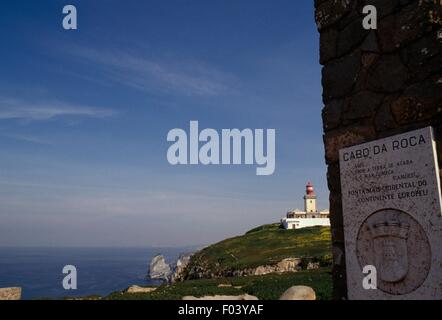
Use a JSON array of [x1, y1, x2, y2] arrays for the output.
[[315, 0, 442, 299], [340, 127, 442, 299]]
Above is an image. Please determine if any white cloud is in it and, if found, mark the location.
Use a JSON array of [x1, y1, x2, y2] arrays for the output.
[[67, 46, 238, 96], [0, 97, 116, 121], [1, 133, 52, 145]]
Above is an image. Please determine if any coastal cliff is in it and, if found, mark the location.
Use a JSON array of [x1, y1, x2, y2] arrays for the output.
[[148, 253, 194, 283], [110, 224, 332, 300], [177, 224, 331, 280]]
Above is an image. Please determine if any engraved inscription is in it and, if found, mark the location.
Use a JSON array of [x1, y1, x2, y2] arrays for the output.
[[340, 127, 442, 299]]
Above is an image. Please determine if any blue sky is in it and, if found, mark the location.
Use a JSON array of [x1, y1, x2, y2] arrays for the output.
[[0, 0, 326, 247]]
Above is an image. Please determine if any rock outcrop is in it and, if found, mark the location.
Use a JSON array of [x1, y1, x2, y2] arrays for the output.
[[307, 261, 320, 270], [183, 257, 311, 280], [0, 287, 22, 300], [253, 258, 302, 275], [279, 286, 316, 300], [125, 285, 157, 294], [171, 253, 193, 283], [148, 252, 195, 283], [148, 255, 172, 282]]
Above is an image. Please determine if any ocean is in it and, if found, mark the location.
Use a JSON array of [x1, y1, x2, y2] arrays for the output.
[[0, 247, 195, 299]]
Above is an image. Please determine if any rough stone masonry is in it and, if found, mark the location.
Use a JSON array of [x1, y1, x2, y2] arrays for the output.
[[314, 0, 442, 299]]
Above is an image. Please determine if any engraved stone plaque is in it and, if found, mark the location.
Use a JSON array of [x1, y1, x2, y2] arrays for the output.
[[339, 127, 442, 299]]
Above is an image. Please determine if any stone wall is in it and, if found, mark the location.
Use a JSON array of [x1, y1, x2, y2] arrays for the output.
[[314, 0, 442, 299]]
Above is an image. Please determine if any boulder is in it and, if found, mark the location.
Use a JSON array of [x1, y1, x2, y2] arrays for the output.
[[125, 285, 157, 294], [182, 294, 258, 300], [307, 262, 321, 270], [253, 265, 274, 276], [0, 287, 22, 300], [276, 258, 302, 272], [253, 258, 302, 276], [148, 254, 172, 282], [279, 286, 316, 300]]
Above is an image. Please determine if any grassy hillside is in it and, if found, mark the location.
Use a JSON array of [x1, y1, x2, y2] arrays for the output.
[[182, 224, 332, 278], [106, 268, 332, 300], [72, 224, 333, 300]]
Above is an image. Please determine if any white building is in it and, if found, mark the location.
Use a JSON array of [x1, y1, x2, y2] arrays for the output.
[[281, 182, 330, 229]]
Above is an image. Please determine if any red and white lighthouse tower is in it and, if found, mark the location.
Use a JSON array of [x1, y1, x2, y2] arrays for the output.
[[304, 182, 317, 213]]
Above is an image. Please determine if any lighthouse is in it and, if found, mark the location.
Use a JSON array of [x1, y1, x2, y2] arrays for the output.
[[304, 182, 317, 213], [280, 182, 330, 229]]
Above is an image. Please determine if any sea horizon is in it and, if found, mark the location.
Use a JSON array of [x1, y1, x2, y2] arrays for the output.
[[0, 246, 198, 299]]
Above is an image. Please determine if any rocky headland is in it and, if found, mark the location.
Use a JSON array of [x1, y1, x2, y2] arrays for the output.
[[148, 252, 194, 283]]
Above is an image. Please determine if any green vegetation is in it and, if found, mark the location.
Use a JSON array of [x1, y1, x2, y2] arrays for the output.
[[105, 268, 332, 300], [183, 224, 332, 277], [71, 224, 333, 300]]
